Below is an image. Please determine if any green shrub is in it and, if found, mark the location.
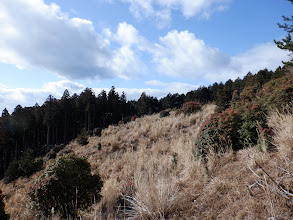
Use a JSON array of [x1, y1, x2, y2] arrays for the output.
[[29, 153, 103, 218], [122, 116, 132, 124], [194, 102, 271, 161], [4, 150, 43, 183], [159, 110, 170, 118], [97, 143, 102, 151], [194, 107, 242, 160], [257, 76, 293, 110], [52, 144, 64, 154], [171, 152, 178, 169], [45, 151, 56, 161], [76, 128, 89, 146], [3, 160, 20, 183], [0, 189, 9, 220], [93, 127, 102, 137], [237, 104, 267, 146], [182, 101, 201, 115]]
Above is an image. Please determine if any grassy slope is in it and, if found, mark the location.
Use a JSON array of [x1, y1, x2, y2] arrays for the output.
[[1, 103, 293, 219]]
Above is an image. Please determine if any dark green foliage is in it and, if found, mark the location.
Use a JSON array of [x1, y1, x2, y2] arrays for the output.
[[160, 93, 185, 110], [194, 75, 293, 160], [29, 153, 103, 218], [274, 0, 293, 65], [93, 127, 102, 137], [237, 104, 267, 146], [194, 104, 269, 160], [194, 107, 242, 160], [171, 152, 178, 169], [52, 144, 64, 154], [159, 110, 170, 118], [0, 189, 9, 220], [3, 160, 19, 183], [76, 128, 89, 146], [182, 101, 201, 115], [122, 116, 132, 124], [97, 143, 102, 151], [4, 150, 43, 183], [136, 92, 160, 116], [45, 151, 57, 161], [257, 76, 293, 110]]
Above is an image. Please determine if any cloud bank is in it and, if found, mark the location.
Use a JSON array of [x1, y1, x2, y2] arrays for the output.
[[108, 24, 290, 82], [0, 0, 139, 80], [116, 0, 231, 27], [0, 0, 289, 83]]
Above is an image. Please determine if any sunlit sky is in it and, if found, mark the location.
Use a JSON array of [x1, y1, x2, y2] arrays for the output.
[[0, 0, 292, 113]]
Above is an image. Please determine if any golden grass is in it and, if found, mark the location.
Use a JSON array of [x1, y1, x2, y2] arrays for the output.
[[3, 103, 293, 219], [268, 106, 293, 158]]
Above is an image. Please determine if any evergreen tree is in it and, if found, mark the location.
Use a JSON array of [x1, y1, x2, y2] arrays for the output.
[[274, 0, 293, 65], [1, 108, 9, 117]]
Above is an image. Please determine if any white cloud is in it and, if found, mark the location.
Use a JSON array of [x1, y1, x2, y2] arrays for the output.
[[0, 0, 115, 79], [152, 30, 231, 80], [146, 80, 199, 94], [115, 22, 140, 46], [231, 43, 291, 77], [0, 80, 85, 113], [111, 45, 147, 80], [105, 23, 290, 83], [112, 0, 230, 27], [149, 30, 290, 82]]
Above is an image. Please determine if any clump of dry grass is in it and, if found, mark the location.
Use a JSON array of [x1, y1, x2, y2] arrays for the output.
[[268, 106, 293, 158], [125, 166, 188, 219]]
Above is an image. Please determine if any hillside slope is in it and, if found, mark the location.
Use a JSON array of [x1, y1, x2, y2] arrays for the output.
[[2, 103, 293, 219]]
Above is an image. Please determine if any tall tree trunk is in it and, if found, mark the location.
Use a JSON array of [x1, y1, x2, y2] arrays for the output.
[[64, 112, 67, 144], [46, 125, 50, 152]]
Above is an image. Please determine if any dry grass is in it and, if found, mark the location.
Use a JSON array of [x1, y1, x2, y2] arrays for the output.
[[3, 103, 293, 219], [268, 106, 293, 158]]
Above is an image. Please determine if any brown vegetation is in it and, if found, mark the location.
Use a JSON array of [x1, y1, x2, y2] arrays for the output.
[[2, 103, 293, 219]]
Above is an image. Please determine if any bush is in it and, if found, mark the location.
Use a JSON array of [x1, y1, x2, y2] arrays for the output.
[[122, 116, 132, 124], [52, 144, 64, 154], [0, 189, 9, 220], [182, 101, 201, 115], [29, 153, 103, 218], [159, 110, 170, 118], [93, 127, 102, 137], [4, 149, 43, 183], [194, 107, 242, 160], [76, 128, 89, 146], [45, 151, 56, 161], [97, 143, 102, 151]]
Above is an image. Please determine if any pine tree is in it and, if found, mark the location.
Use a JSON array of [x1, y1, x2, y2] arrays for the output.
[[274, 0, 293, 65]]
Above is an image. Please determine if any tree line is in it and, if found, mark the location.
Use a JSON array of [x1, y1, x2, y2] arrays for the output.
[[0, 67, 287, 178]]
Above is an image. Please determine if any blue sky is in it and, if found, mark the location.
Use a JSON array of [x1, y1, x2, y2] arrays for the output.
[[0, 0, 292, 113]]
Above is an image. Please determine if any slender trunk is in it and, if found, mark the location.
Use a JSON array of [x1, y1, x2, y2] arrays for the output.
[[88, 111, 91, 131], [64, 112, 67, 144], [15, 141, 18, 159], [46, 125, 50, 152], [23, 128, 26, 151]]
